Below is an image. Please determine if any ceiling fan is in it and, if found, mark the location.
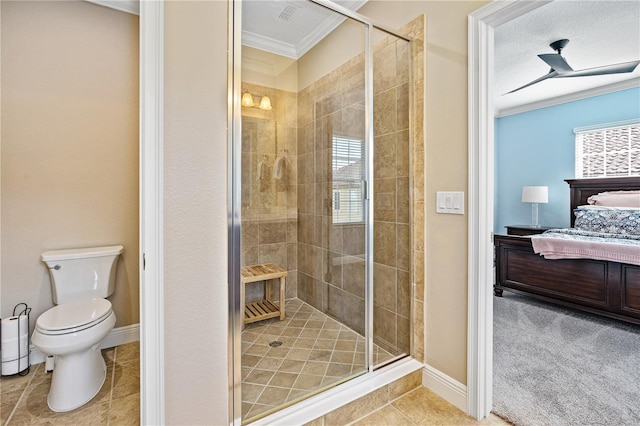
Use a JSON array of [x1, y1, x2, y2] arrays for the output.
[[505, 39, 640, 94]]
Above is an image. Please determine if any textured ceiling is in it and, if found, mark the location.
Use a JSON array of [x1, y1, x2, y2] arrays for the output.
[[242, 0, 367, 59], [495, 1, 640, 115]]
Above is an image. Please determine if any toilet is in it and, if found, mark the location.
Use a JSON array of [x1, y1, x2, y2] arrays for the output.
[[31, 245, 123, 412]]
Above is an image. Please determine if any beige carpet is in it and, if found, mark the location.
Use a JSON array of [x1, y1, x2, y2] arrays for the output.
[[493, 293, 640, 426]]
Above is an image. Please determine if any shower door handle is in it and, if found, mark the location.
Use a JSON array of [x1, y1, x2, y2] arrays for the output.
[[362, 180, 369, 200]]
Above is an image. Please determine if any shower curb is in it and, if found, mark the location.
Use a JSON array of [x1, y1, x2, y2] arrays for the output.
[[251, 357, 423, 425]]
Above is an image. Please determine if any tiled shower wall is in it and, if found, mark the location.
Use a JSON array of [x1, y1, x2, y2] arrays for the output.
[[241, 14, 425, 362], [297, 52, 368, 336], [295, 26, 418, 356], [405, 15, 425, 364], [241, 83, 299, 301], [372, 30, 412, 355]]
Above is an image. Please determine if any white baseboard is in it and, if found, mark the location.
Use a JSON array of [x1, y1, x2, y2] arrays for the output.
[[101, 323, 140, 349], [422, 364, 467, 413], [29, 323, 140, 366]]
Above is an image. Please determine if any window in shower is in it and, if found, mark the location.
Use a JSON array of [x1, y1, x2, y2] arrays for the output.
[[332, 136, 364, 224]]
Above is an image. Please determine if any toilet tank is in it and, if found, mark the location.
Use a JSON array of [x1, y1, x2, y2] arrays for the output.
[[42, 245, 124, 305]]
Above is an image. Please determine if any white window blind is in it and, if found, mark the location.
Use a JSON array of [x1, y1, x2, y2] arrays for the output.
[[332, 136, 364, 224], [574, 120, 640, 178]]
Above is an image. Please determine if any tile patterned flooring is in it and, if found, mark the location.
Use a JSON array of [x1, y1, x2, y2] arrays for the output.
[[0, 318, 510, 426], [242, 298, 395, 421], [349, 386, 511, 426], [0, 342, 139, 425]]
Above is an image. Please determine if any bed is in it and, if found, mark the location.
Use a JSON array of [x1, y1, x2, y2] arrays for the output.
[[494, 176, 640, 325]]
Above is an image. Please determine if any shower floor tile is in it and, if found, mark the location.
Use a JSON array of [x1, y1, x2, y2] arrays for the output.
[[241, 298, 394, 422]]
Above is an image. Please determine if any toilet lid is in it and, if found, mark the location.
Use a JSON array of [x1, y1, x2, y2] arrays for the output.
[[36, 298, 112, 334]]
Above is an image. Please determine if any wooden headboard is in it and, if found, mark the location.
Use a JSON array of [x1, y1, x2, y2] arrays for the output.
[[565, 177, 640, 226]]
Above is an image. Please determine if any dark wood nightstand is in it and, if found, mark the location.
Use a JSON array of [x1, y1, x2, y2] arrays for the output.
[[505, 225, 554, 236]]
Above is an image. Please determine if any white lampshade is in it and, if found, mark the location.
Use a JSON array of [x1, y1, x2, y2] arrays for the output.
[[522, 186, 548, 204]]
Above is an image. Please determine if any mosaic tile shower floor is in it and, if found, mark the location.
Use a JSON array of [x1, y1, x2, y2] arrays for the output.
[[242, 298, 395, 421]]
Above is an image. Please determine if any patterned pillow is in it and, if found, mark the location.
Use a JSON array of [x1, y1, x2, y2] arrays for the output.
[[574, 207, 640, 235]]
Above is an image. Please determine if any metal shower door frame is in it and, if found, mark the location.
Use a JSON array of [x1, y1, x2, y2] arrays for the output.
[[228, 1, 412, 423]]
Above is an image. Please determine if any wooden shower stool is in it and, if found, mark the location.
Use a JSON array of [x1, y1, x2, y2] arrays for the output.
[[240, 263, 287, 329]]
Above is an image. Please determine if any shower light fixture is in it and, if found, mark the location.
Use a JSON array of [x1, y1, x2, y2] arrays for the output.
[[241, 92, 254, 107], [259, 96, 272, 110], [241, 92, 272, 111]]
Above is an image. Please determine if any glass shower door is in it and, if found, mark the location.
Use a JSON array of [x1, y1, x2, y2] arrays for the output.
[[238, 1, 369, 422]]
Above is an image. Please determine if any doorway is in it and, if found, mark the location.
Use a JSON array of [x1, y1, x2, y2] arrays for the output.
[[467, 0, 556, 420], [230, 0, 415, 422]]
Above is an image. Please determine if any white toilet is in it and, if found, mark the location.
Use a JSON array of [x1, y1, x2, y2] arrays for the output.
[[31, 245, 123, 412]]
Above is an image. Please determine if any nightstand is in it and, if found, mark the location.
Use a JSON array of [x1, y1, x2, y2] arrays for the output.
[[505, 225, 554, 236]]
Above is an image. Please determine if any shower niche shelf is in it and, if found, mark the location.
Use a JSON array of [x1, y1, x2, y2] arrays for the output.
[[240, 263, 287, 328]]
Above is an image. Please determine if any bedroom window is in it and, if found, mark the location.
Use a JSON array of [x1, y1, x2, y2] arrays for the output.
[[332, 136, 364, 224], [574, 120, 640, 178]]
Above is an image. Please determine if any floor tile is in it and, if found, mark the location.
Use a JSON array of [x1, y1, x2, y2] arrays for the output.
[[241, 298, 393, 422], [256, 386, 290, 405], [0, 366, 36, 396], [114, 341, 140, 365], [111, 361, 139, 401], [245, 368, 275, 385], [1, 342, 140, 426], [352, 404, 414, 425], [109, 392, 140, 426], [1, 389, 23, 424]]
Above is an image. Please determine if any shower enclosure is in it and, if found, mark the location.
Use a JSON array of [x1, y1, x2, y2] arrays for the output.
[[229, 0, 414, 422]]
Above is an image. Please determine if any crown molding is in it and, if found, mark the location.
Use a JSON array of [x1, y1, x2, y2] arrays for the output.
[[295, 0, 369, 58], [85, 0, 139, 16], [496, 78, 640, 118], [242, 0, 368, 60], [242, 31, 298, 59]]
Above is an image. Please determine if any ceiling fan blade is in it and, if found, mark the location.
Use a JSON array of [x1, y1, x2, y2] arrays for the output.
[[538, 53, 573, 74], [556, 60, 640, 78], [504, 70, 558, 95]]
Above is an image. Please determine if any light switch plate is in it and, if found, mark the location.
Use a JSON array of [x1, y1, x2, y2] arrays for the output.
[[436, 191, 464, 214]]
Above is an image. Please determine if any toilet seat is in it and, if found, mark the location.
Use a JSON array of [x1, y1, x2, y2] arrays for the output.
[[36, 299, 112, 336]]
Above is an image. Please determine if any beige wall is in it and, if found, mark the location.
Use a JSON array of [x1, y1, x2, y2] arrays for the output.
[[0, 1, 139, 329], [242, 46, 298, 92], [362, 0, 489, 385], [164, 0, 230, 423]]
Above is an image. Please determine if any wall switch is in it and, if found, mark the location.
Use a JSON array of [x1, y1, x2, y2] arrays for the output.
[[436, 191, 464, 214]]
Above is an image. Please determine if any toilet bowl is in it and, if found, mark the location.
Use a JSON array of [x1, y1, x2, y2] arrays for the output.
[[32, 298, 116, 412], [31, 245, 123, 413]]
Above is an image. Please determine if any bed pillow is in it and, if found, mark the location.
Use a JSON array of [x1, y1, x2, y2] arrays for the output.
[[574, 206, 640, 235], [587, 190, 640, 207]]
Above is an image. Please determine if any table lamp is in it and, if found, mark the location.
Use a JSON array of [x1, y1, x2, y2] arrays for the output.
[[522, 186, 548, 227]]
